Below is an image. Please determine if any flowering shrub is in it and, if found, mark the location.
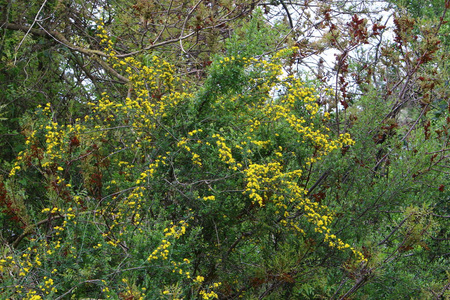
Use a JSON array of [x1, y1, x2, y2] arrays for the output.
[[0, 24, 364, 299]]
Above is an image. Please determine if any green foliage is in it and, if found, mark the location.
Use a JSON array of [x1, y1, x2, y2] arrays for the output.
[[225, 8, 289, 58], [0, 23, 365, 298], [1, 1, 450, 299]]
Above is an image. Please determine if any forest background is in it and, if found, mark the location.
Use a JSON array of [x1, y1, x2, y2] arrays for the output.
[[0, 0, 449, 299]]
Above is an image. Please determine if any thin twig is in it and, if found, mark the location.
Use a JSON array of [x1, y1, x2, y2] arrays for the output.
[[14, 0, 48, 63]]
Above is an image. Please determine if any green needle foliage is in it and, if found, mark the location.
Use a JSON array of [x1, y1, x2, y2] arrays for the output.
[[1, 1, 450, 299]]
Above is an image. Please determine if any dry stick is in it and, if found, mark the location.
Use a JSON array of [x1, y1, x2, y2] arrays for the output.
[[4, 23, 106, 56], [14, 0, 48, 64], [119, 32, 199, 58], [334, 50, 348, 135], [55, 279, 102, 300], [338, 272, 372, 300], [330, 278, 349, 300], [4, 20, 197, 59], [432, 214, 450, 218], [306, 170, 329, 196], [12, 210, 98, 248], [222, 231, 252, 263], [92, 55, 130, 83], [377, 214, 410, 246], [435, 0, 449, 37], [150, 0, 175, 46], [270, 13, 332, 56], [179, 0, 204, 54], [437, 280, 450, 299], [279, 0, 294, 29], [7, 21, 130, 84]]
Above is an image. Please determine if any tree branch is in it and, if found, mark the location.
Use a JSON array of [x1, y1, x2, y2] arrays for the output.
[[3, 22, 107, 57]]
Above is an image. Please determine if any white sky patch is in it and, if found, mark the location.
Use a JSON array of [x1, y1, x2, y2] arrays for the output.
[[265, 1, 396, 86]]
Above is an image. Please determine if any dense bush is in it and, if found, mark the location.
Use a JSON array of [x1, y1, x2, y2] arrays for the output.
[[1, 1, 449, 299]]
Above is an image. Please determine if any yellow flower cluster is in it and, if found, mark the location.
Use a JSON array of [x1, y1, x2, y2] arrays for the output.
[[199, 288, 219, 300], [24, 291, 43, 300], [96, 21, 116, 59], [243, 162, 283, 207], [7, 205, 74, 288], [210, 52, 365, 261], [273, 46, 300, 60], [178, 135, 203, 167], [147, 221, 188, 262], [138, 156, 167, 183], [0, 255, 15, 273], [4, 31, 367, 299], [212, 134, 237, 169], [193, 276, 221, 300], [39, 276, 58, 295], [202, 195, 216, 201], [164, 258, 221, 299], [3, 237, 63, 296]]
